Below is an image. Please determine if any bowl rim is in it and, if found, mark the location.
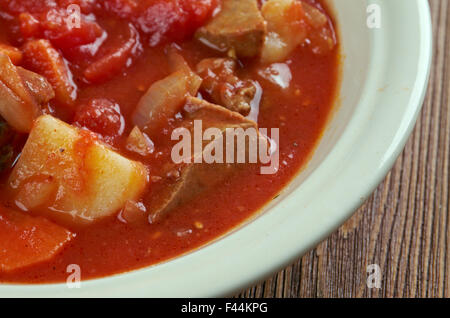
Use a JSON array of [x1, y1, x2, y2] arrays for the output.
[[0, 0, 433, 297]]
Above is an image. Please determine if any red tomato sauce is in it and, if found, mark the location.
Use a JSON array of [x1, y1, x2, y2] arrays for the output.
[[0, 0, 340, 283]]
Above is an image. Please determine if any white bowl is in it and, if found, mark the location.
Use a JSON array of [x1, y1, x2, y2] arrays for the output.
[[0, 0, 432, 297]]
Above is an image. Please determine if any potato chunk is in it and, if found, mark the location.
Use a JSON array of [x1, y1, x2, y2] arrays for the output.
[[261, 0, 308, 64], [261, 0, 335, 63], [8, 115, 149, 226]]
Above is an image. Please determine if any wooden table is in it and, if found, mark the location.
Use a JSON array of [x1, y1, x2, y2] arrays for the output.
[[236, 0, 449, 298]]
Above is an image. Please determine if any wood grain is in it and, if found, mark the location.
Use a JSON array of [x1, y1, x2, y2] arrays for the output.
[[236, 0, 449, 298]]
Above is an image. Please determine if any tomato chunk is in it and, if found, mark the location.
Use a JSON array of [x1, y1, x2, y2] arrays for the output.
[[182, 0, 220, 29], [0, 206, 74, 273], [0, 0, 57, 15], [73, 98, 125, 144], [84, 24, 141, 84], [18, 9, 103, 51], [41, 8, 103, 50], [22, 39, 77, 107], [0, 44, 23, 65], [19, 13, 42, 39], [103, 0, 218, 46], [102, 0, 139, 19]]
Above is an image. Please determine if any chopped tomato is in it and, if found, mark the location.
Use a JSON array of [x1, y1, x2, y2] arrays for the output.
[[0, 0, 57, 15], [40, 8, 104, 50], [1, 0, 95, 15], [102, 0, 139, 19], [103, 0, 218, 46], [18, 13, 41, 38], [134, 1, 185, 46], [73, 98, 125, 143], [84, 23, 141, 84], [18, 9, 103, 51], [22, 39, 77, 107], [181, 0, 219, 29], [0, 206, 74, 273]]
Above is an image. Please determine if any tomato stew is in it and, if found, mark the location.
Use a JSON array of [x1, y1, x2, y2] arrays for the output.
[[0, 0, 340, 283]]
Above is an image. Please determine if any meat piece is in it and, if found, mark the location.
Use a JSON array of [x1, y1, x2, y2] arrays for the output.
[[195, 0, 266, 58], [182, 96, 258, 132], [196, 58, 256, 116], [0, 53, 53, 133], [0, 206, 74, 273], [147, 96, 268, 222]]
